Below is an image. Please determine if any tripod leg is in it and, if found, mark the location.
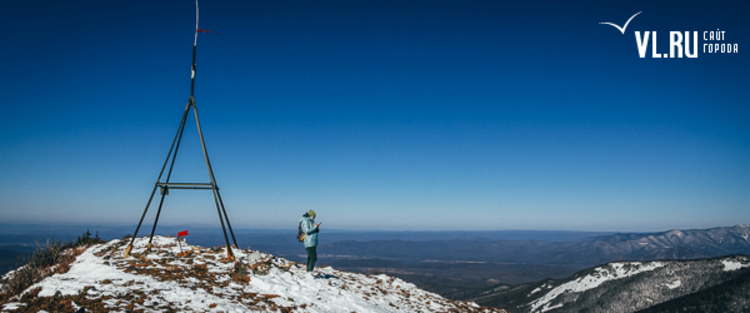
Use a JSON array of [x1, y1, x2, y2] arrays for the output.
[[216, 189, 238, 248], [125, 185, 159, 258], [127, 98, 191, 256], [211, 188, 234, 260], [147, 193, 168, 252], [192, 98, 236, 259]]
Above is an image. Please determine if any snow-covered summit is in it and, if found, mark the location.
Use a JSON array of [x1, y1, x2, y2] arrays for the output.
[[1, 236, 506, 313]]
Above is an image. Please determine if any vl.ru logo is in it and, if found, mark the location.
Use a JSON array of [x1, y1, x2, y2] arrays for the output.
[[600, 12, 739, 58], [634, 31, 698, 58]]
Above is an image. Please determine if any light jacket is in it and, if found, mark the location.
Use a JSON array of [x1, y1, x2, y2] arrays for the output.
[[299, 213, 319, 248]]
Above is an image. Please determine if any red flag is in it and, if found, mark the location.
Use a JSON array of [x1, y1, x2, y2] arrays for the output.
[[178, 230, 189, 237], [197, 29, 220, 35]]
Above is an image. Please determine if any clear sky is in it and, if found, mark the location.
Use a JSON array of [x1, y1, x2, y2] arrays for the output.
[[1, 0, 748, 232]]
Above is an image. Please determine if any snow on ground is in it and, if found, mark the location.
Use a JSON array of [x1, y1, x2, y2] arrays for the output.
[[529, 261, 664, 313], [722, 258, 750, 272], [1, 236, 505, 313], [665, 280, 681, 289]]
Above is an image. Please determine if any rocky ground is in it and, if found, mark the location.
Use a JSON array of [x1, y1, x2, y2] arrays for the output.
[[0, 236, 507, 313]]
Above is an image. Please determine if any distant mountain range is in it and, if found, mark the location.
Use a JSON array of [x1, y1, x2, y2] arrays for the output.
[[322, 225, 750, 268], [316, 225, 750, 297], [471, 255, 750, 313]]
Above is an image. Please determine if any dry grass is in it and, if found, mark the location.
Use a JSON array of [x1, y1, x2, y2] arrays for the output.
[[0, 232, 92, 303]]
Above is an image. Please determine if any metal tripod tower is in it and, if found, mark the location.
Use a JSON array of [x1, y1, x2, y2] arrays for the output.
[[124, 0, 237, 259]]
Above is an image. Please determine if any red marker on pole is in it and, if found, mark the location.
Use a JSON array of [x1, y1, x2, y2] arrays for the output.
[[197, 29, 219, 35], [178, 230, 189, 254]]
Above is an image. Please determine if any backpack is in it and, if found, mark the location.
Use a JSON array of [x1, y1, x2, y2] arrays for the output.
[[297, 222, 305, 242]]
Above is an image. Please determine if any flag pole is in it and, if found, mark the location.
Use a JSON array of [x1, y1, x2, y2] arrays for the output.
[[191, 0, 198, 97]]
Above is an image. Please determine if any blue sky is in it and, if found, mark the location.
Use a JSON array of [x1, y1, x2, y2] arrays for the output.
[[1, 0, 748, 232]]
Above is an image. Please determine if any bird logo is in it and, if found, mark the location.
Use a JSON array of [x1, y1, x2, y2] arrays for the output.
[[600, 11, 642, 34]]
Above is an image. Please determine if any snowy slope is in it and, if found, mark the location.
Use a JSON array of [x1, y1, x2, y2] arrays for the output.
[[0, 236, 506, 313], [528, 262, 666, 313], [474, 255, 750, 313]]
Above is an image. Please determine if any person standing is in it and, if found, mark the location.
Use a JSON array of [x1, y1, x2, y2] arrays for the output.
[[299, 209, 320, 272]]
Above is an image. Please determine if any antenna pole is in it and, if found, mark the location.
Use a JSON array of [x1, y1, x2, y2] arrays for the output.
[[191, 0, 198, 96]]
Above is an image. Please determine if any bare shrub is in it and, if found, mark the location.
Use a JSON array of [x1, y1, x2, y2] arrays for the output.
[[0, 230, 93, 301], [29, 239, 71, 269], [1, 265, 36, 301]]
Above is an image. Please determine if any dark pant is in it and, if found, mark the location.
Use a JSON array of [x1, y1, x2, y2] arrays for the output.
[[305, 246, 317, 272]]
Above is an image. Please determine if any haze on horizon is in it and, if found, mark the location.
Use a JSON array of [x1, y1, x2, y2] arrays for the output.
[[1, 0, 748, 233]]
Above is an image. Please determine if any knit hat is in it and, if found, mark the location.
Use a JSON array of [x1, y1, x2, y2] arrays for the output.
[[308, 209, 316, 218]]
